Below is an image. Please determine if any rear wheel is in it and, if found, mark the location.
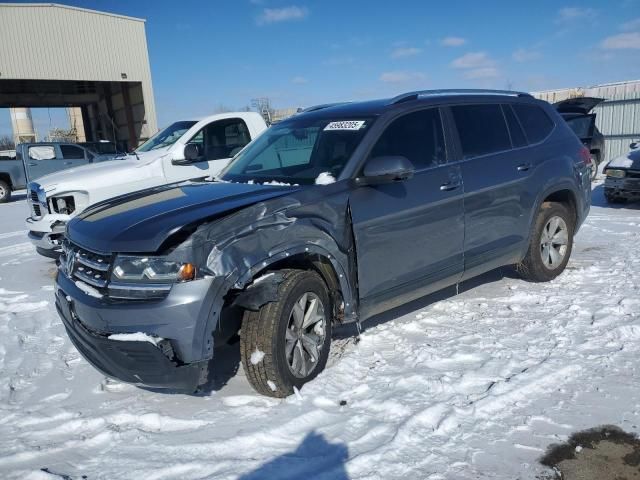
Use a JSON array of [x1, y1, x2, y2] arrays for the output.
[[0, 180, 11, 203], [518, 202, 574, 282], [240, 269, 332, 397]]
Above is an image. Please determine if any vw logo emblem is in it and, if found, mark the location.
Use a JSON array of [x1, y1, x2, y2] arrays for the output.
[[66, 251, 76, 275]]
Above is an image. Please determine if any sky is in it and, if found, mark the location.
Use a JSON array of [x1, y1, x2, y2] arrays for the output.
[[1, 0, 640, 137]]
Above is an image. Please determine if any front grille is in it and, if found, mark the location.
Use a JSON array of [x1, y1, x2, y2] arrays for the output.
[[30, 190, 41, 216], [627, 170, 640, 179], [27, 183, 48, 219], [60, 240, 113, 293]]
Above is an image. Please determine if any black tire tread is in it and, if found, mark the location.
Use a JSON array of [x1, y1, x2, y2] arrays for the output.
[[240, 269, 328, 398], [0, 179, 10, 204], [517, 202, 574, 283]]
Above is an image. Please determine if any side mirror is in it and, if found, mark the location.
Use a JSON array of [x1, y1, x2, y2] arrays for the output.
[[361, 156, 414, 185], [172, 144, 202, 165], [630, 142, 639, 150]]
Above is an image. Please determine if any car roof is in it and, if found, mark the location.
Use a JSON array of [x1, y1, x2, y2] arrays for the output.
[[293, 89, 538, 122]]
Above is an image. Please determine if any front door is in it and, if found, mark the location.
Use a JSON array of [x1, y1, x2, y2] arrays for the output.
[[166, 118, 253, 181], [25, 144, 62, 181], [349, 107, 465, 319]]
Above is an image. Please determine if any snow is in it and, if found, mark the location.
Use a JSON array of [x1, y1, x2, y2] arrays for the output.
[[251, 272, 275, 285], [0, 184, 639, 479], [315, 171, 336, 185], [108, 332, 163, 346], [250, 349, 265, 365], [74, 280, 103, 299]]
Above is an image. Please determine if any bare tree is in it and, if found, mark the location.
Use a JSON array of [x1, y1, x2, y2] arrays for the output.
[[0, 135, 15, 150]]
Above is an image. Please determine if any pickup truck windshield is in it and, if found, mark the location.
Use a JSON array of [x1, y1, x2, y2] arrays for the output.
[[136, 121, 197, 153], [220, 117, 374, 185]]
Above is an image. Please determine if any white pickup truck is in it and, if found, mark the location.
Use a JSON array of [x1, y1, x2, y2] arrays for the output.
[[27, 112, 268, 257]]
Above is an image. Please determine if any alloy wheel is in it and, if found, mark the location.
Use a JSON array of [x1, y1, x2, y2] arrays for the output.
[[540, 216, 569, 270], [285, 292, 327, 378]]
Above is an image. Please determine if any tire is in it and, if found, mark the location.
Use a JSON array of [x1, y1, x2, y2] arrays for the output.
[[240, 269, 332, 397], [0, 180, 11, 203], [517, 202, 574, 282]]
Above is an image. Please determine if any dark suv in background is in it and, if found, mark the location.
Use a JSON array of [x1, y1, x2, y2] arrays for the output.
[[554, 97, 605, 180], [54, 90, 591, 397]]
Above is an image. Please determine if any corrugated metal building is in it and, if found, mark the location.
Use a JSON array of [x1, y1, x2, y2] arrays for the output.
[[0, 3, 157, 148], [534, 80, 640, 162]]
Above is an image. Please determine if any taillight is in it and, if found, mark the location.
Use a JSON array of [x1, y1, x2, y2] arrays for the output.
[[579, 147, 591, 166]]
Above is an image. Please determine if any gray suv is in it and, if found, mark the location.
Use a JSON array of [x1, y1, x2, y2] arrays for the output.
[[54, 90, 591, 397]]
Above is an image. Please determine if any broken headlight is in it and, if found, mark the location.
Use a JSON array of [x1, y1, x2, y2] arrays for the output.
[[111, 256, 196, 284], [605, 169, 626, 178]]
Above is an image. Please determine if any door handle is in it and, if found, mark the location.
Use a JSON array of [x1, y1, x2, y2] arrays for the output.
[[517, 163, 531, 172], [64, 161, 72, 165], [440, 182, 461, 191]]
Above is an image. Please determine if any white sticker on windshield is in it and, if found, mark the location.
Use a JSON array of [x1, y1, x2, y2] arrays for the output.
[[324, 120, 366, 131]]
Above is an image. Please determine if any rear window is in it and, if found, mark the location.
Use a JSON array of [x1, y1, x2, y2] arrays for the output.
[[513, 104, 554, 144], [451, 104, 511, 158], [503, 105, 527, 148]]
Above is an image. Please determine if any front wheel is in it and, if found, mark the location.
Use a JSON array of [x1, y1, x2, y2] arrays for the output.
[[0, 180, 11, 203], [517, 202, 574, 282], [240, 269, 332, 397]]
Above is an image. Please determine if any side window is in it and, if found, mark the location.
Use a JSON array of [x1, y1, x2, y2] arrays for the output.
[[187, 119, 252, 161], [28, 146, 56, 161], [369, 108, 446, 169], [512, 104, 554, 144], [503, 105, 527, 148], [451, 104, 511, 158], [59, 145, 86, 160]]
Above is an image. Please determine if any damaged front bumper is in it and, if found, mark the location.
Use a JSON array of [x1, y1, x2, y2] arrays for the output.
[[26, 214, 68, 257], [55, 269, 225, 391], [605, 176, 640, 200]]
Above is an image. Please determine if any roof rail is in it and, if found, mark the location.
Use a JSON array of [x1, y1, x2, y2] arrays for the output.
[[299, 102, 351, 113], [389, 89, 533, 105]]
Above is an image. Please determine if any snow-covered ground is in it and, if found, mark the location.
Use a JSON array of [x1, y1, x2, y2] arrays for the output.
[[0, 184, 639, 480]]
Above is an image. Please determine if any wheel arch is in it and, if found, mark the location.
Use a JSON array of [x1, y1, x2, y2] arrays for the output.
[[0, 173, 12, 188], [231, 246, 352, 324]]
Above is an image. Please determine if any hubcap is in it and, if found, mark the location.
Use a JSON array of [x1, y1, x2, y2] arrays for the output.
[[540, 216, 569, 270], [285, 292, 326, 378]]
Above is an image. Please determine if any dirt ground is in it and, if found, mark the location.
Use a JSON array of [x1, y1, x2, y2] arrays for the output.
[[540, 425, 640, 479]]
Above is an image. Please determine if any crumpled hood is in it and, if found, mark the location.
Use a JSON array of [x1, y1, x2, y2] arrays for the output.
[[607, 149, 640, 170], [33, 150, 167, 192], [67, 182, 302, 253]]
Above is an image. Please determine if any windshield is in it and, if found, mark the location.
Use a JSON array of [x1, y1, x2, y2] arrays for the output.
[[136, 121, 197, 153], [564, 115, 594, 138], [220, 117, 374, 185]]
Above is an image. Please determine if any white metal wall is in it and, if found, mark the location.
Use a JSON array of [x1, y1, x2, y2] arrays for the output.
[[534, 80, 640, 162], [0, 3, 157, 136]]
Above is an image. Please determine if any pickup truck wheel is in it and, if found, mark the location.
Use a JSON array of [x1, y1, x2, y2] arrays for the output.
[[0, 180, 10, 203], [240, 269, 332, 398], [517, 202, 574, 282]]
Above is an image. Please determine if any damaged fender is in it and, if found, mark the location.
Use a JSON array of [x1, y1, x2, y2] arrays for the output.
[[167, 184, 358, 361]]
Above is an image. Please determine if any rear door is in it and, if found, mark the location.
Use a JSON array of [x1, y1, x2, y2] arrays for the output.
[[349, 107, 465, 318], [451, 103, 536, 279]]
